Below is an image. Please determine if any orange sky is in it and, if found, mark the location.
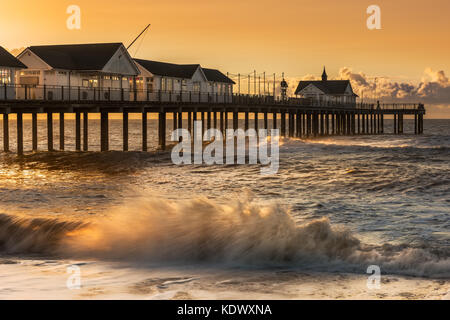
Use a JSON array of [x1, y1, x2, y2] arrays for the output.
[[1, 0, 449, 117]]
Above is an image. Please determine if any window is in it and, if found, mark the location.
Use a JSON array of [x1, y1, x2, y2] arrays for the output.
[[112, 76, 120, 81], [167, 78, 173, 92], [181, 79, 187, 91], [193, 81, 201, 92], [0, 69, 11, 84], [82, 79, 98, 88], [161, 77, 166, 91], [89, 79, 98, 88], [103, 75, 111, 80], [147, 77, 154, 92], [20, 70, 40, 76], [136, 78, 144, 90]]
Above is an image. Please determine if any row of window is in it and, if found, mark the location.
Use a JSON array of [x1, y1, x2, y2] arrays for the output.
[[0, 69, 11, 84]]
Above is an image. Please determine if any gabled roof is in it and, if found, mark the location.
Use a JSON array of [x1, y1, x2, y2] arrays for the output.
[[25, 43, 124, 71], [0, 46, 27, 69], [134, 59, 201, 79], [202, 68, 235, 84], [295, 80, 358, 96]]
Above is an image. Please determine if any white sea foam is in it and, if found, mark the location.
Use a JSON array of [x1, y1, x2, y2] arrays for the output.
[[1, 195, 448, 279]]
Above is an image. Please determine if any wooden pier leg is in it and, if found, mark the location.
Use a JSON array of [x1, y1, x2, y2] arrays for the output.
[[123, 111, 128, 151], [219, 111, 224, 133], [32, 113, 38, 151], [59, 113, 64, 151], [254, 112, 259, 132], [188, 111, 192, 134], [213, 111, 217, 129], [100, 112, 109, 152], [373, 113, 377, 134], [302, 112, 307, 137], [331, 113, 335, 135], [83, 112, 89, 151], [142, 111, 148, 151], [233, 111, 239, 130], [281, 111, 286, 137], [377, 113, 381, 134], [207, 110, 211, 132], [366, 113, 369, 134], [400, 114, 404, 134], [357, 113, 360, 134], [158, 111, 166, 149], [264, 111, 268, 131], [311, 113, 315, 136], [306, 112, 311, 136], [336, 114, 340, 134], [296, 111, 301, 137], [47, 112, 53, 151], [419, 114, 424, 134], [361, 114, 365, 134], [350, 113, 354, 135], [394, 113, 397, 134], [201, 112, 206, 135], [173, 112, 178, 131], [288, 113, 292, 137], [319, 113, 323, 136], [245, 110, 249, 131], [17, 113, 23, 155], [342, 113, 345, 135], [75, 112, 81, 151], [272, 112, 277, 130], [351, 113, 355, 135], [178, 109, 183, 130], [325, 113, 329, 135], [193, 110, 198, 136], [3, 114, 9, 152], [338, 113, 342, 135], [414, 113, 418, 134], [224, 110, 228, 131], [342, 113, 346, 135], [178, 109, 183, 141]]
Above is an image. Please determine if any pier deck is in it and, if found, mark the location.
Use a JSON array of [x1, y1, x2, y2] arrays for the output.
[[0, 87, 425, 155]]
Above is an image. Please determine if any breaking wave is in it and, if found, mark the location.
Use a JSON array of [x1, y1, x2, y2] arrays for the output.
[[0, 196, 449, 278]]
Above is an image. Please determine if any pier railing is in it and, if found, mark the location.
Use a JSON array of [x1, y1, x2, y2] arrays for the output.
[[0, 83, 424, 111]]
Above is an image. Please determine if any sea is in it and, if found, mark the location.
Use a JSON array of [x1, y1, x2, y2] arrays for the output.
[[0, 117, 449, 299]]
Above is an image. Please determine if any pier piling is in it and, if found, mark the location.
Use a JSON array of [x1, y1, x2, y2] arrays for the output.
[[32, 113, 37, 151], [47, 112, 53, 151], [83, 112, 88, 151], [59, 113, 64, 151], [17, 112, 23, 155]]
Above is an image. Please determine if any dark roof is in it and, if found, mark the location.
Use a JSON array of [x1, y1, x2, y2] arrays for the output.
[[134, 59, 201, 79], [0, 46, 27, 68], [27, 43, 124, 71], [295, 80, 358, 96], [202, 68, 235, 84]]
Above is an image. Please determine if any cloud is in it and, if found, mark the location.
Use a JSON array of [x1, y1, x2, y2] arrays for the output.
[[337, 67, 450, 105], [280, 67, 450, 106]]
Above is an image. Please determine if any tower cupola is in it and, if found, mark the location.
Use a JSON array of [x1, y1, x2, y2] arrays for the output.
[[322, 67, 328, 81]]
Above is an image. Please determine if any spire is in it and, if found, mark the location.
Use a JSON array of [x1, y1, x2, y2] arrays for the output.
[[322, 66, 328, 81]]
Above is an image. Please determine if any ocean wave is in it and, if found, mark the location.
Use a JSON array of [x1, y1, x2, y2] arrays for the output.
[[0, 195, 449, 279]]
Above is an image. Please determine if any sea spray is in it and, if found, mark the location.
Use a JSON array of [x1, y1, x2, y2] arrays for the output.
[[0, 195, 449, 278]]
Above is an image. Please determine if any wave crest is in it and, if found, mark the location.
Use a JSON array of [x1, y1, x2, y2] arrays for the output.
[[0, 196, 449, 278]]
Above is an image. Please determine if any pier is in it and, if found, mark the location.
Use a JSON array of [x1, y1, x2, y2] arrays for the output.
[[0, 85, 425, 155]]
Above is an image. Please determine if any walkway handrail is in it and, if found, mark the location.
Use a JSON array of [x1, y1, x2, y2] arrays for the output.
[[0, 83, 423, 110]]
